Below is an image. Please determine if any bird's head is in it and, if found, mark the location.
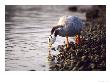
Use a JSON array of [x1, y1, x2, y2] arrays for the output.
[[48, 25, 63, 48], [48, 34, 56, 48]]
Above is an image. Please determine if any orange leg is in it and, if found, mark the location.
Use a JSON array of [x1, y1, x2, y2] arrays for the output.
[[66, 33, 69, 48], [75, 34, 80, 47]]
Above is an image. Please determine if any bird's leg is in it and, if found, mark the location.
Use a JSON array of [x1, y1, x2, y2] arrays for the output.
[[66, 33, 69, 48], [75, 34, 80, 48]]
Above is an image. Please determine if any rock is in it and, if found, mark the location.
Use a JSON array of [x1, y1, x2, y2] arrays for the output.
[[68, 6, 78, 12]]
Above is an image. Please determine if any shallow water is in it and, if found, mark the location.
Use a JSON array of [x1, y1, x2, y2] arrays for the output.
[[5, 5, 86, 71]]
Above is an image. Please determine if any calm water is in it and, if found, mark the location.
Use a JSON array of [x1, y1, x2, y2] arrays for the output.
[[5, 5, 86, 71]]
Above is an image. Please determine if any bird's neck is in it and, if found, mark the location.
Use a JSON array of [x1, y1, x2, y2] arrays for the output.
[[55, 27, 66, 37], [54, 29, 59, 37], [51, 25, 63, 35]]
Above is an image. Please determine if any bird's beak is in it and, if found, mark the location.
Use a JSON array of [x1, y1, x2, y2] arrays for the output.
[[48, 38, 52, 48], [48, 42, 52, 48]]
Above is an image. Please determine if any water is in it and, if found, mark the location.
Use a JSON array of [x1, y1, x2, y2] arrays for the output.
[[5, 5, 86, 71]]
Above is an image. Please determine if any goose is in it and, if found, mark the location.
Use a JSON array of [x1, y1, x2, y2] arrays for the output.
[[48, 16, 84, 48]]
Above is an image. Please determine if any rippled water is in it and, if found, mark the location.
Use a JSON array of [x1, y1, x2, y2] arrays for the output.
[[5, 5, 86, 71]]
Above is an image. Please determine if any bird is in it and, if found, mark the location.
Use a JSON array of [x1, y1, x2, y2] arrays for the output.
[[48, 16, 84, 48]]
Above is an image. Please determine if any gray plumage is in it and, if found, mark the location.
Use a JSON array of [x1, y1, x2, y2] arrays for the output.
[[51, 16, 84, 37], [49, 16, 84, 46]]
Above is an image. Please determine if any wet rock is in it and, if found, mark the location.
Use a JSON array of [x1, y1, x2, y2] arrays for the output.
[[86, 5, 106, 21], [68, 6, 78, 12]]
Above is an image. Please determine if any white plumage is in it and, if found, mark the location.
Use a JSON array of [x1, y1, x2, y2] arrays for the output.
[[57, 16, 67, 25]]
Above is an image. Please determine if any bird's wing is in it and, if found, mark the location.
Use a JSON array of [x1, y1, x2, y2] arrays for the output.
[[62, 16, 84, 34], [57, 16, 83, 27], [64, 16, 83, 29]]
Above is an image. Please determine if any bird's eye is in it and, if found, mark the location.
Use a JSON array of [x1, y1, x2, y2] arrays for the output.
[[50, 35, 52, 38]]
